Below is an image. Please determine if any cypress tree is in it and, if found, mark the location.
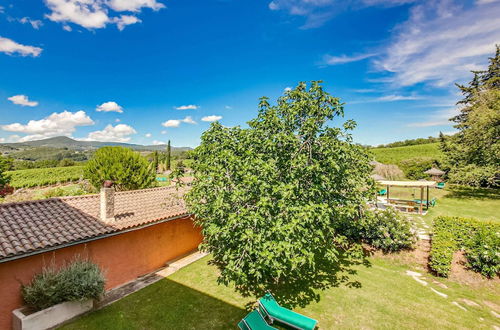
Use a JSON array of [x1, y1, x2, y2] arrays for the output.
[[166, 140, 171, 170]]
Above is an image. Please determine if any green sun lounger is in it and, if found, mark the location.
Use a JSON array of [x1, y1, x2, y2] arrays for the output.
[[238, 309, 277, 330], [436, 182, 445, 189], [258, 293, 318, 330]]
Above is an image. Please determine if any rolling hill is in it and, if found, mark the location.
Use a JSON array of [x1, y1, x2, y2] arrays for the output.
[[370, 143, 443, 165], [0, 136, 191, 152]]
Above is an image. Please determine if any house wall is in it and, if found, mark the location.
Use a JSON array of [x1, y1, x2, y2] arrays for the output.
[[0, 216, 202, 330]]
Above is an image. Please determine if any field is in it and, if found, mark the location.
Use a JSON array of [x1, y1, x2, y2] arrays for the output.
[[5, 166, 84, 188], [371, 143, 443, 165]]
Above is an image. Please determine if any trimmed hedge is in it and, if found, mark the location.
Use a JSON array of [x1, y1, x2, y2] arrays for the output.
[[430, 216, 499, 278]]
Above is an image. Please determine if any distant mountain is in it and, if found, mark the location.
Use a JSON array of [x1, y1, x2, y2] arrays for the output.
[[1, 136, 192, 152]]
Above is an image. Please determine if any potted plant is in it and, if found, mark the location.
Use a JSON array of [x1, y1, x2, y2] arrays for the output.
[[13, 259, 105, 330]]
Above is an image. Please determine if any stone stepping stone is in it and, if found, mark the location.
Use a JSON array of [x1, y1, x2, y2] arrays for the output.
[[405, 270, 428, 286], [452, 301, 467, 311], [461, 298, 480, 307], [430, 287, 448, 298]]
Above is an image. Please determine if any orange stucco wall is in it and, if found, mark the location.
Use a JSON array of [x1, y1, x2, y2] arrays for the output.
[[0, 216, 202, 330]]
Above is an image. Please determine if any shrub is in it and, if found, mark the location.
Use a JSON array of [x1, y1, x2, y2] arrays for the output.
[[466, 227, 500, 278], [430, 216, 499, 277], [84, 147, 156, 191], [43, 187, 86, 199], [22, 260, 105, 311], [448, 164, 499, 188], [399, 157, 438, 180], [360, 208, 417, 252]]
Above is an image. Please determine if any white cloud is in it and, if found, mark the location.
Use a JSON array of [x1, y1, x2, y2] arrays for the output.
[[284, 87, 292, 92], [107, 0, 165, 12], [8, 95, 39, 107], [115, 118, 121, 122], [1, 110, 94, 141], [96, 101, 123, 113], [407, 107, 459, 127], [8, 135, 21, 142], [85, 124, 136, 142], [201, 115, 223, 122], [351, 94, 422, 103], [152, 140, 165, 145], [182, 116, 196, 124], [0, 36, 42, 57], [268, 0, 412, 28], [113, 15, 141, 30], [376, 94, 422, 102], [323, 53, 376, 65], [375, 0, 500, 87], [161, 130, 167, 134], [145, 133, 152, 138], [161, 116, 197, 127], [63, 25, 72, 31], [18, 17, 43, 29], [224, 105, 232, 109], [45, 0, 110, 29], [0, 138, 4, 143], [44, 0, 161, 30], [175, 104, 199, 110]]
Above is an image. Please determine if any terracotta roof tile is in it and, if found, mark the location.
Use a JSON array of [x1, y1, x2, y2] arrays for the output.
[[0, 186, 189, 260]]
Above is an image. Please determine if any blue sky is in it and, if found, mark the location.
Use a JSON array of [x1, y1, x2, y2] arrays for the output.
[[0, 0, 499, 147]]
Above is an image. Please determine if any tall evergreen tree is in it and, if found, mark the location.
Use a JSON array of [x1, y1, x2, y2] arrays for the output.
[[166, 140, 171, 170], [152, 151, 159, 174], [452, 45, 500, 126], [442, 46, 500, 187]]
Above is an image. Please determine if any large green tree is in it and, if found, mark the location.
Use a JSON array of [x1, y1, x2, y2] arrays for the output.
[[186, 81, 373, 306], [441, 46, 500, 187], [0, 155, 11, 187], [84, 147, 156, 191]]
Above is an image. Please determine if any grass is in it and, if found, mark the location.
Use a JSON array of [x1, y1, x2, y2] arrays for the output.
[[371, 143, 442, 165], [61, 255, 500, 330], [378, 185, 499, 224]]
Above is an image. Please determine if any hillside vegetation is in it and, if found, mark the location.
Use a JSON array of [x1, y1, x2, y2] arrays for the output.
[[371, 143, 443, 165]]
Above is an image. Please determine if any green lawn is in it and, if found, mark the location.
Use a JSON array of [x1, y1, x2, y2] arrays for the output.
[[371, 143, 442, 165], [61, 255, 499, 330], [379, 185, 499, 223], [59, 184, 499, 329]]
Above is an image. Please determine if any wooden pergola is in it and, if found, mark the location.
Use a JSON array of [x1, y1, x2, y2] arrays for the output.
[[377, 180, 436, 214]]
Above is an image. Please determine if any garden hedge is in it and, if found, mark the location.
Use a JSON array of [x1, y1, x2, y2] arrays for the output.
[[430, 216, 499, 278]]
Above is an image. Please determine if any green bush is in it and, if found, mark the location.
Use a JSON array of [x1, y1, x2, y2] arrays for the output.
[[448, 164, 499, 188], [399, 157, 438, 180], [84, 147, 156, 191], [360, 208, 417, 252], [466, 227, 500, 278], [43, 187, 86, 199], [430, 216, 499, 277], [22, 260, 105, 311]]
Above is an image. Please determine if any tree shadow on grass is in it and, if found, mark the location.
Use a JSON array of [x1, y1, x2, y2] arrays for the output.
[[62, 278, 247, 330], [443, 186, 500, 200], [240, 248, 371, 310]]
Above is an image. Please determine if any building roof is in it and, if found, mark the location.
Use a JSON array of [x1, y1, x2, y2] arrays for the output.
[[371, 174, 385, 180], [0, 186, 189, 261], [377, 180, 437, 187], [424, 167, 445, 176]]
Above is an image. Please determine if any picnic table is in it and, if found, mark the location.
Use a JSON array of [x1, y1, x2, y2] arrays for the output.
[[387, 199, 417, 213]]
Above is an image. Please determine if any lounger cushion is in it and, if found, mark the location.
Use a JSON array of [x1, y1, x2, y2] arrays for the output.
[[259, 294, 317, 330], [238, 310, 276, 330]]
